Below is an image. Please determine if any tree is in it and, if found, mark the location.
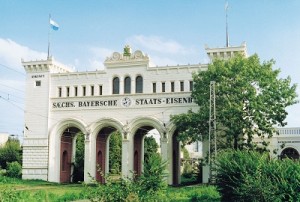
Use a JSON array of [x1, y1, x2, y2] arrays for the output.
[[144, 136, 159, 164], [0, 137, 22, 169], [171, 54, 298, 150], [109, 131, 122, 174], [73, 132, 85, 182]]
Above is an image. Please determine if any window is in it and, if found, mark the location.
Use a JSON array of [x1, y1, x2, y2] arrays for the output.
[[194, 141, 199, 152], [162, 82, 165, 93], [58, 87, 62, 97], [99, 85, 103, 95], [180, 81, 184, 92], [35, 80, 41, 87], [74, 86, 78, 97], [124, 76, 131, 94], [152, 82, 156, 93], [135, 76, 143, 93], [113, 77, 120, 94], [66, 87, 70, 97], [91, 85, 94, 96], [189, 81, 193, 91], [171, 81, 175, 92], [82, 86, 86, 96]]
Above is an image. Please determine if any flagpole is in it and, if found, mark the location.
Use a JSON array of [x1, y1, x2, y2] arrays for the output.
[[47, 14, 51, 59]]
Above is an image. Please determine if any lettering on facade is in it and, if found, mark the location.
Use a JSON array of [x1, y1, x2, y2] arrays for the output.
[[32, 75, 45, 78], [52, 96, 193, 109]]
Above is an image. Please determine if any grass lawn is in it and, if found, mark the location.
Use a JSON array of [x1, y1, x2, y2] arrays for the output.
[[0, 176, 220, 201]]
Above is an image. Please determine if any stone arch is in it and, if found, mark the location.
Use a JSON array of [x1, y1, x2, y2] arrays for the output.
[[130, 116, 165, 137], [129, 116, 164, 176], [90, 117, 124, 141], [88, 118, 124, 183], [48, 118, 88, 183]]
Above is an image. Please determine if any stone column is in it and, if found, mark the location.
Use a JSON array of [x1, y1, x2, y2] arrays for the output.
[[84, 132, 92, 183], [160, 135, 169, 183], [122, 138, 130, 179]]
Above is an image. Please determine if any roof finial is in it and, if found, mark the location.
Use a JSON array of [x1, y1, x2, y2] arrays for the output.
[[225, 1, 230, 47]]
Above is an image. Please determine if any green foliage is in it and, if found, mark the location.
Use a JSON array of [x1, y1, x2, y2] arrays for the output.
[[109, 131, 122, 174], [171, 54, 298, 149], [215, 150, 300, 202], [182, 147, 190, 159], [0, 138, 22, 169], [85, 154, 168, 201], [166, 186, 220, 202], [182, 162, 193, 178], [73, 132, 85, 182], [144, 135, 159, 164], [6, 161, 21, 178], [139, 154, 167, 197]]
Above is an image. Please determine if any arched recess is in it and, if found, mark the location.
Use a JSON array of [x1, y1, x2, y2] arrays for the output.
[[280, 147, 300, 160], [130, 116, 165, 177], [89, 118, 124, 183], [48, 118, 88, 183]]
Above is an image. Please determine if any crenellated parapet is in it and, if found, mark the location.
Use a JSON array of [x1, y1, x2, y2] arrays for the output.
[[22, 56, 74, 73]]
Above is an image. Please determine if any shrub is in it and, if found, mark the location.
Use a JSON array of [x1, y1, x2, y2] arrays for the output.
[[215, 150, 300, 202], [182, 162, 194, 178], [85, 154, 168, 201], [6, 161, 22, 178]]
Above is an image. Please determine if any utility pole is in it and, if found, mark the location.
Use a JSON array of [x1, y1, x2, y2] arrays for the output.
[[209, 81, 217, 183]]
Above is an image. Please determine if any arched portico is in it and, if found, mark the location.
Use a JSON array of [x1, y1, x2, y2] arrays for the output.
[[48, 118, 88, 183], [129, 116, 166, 178], [86, 118, 124, 183]]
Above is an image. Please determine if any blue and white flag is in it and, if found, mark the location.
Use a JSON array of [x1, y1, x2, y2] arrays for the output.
[[50, 18, 59, 31]]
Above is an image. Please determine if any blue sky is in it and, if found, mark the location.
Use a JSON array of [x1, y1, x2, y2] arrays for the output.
[[0, 0, 300, 138]]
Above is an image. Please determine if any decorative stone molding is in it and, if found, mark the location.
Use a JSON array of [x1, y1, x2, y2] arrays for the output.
[[104, 46, 149, 68]]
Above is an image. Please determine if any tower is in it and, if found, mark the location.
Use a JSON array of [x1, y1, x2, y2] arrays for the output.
[[22, 57, 72, 180]]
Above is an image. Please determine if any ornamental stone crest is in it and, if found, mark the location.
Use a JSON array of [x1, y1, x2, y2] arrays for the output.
[[104, 45, 150, 67]]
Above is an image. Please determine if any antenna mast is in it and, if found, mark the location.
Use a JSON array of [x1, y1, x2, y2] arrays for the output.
[[225, 2, 229, 47]]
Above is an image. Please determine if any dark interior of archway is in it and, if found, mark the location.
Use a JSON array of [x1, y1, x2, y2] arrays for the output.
[[60, 127, 83, 183], [96, 127, 116, 183], [281, 147, 300, 160], [172, 130, 180, 185], [134, 126, 155, 176]]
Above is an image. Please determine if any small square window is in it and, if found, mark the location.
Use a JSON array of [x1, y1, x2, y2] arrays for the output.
[[36, 80, 41, 87]]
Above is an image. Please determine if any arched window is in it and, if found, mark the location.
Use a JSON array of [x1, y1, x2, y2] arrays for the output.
[[113, 77, 120, 94], [124, 76, 131, 94], [280, 147, 300, 160], [135, 76, 143, 93]]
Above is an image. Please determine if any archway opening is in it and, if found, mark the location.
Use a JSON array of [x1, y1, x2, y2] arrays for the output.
[[133, 126, 161, 177], [96, 127, 122, 183], [108, 131, 122, 178], [280, 147, 300, 160], [60, 127, 84, 183]]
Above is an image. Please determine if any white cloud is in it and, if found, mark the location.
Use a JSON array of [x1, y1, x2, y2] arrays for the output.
[[126, 35, 194, 55], [87, 47, 114, 70], [0, 38, 47, 71], [124, 35, 201, 66]]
